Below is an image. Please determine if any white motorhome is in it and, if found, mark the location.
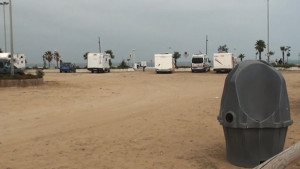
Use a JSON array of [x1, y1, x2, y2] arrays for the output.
[[154, 53, 175, 73], [87, 53, 111, 73], [213, 53, 237, 73], [0, 53, 26, 69], [191, 54, 211, 72]]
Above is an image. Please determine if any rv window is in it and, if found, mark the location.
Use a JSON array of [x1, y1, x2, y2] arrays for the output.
[[192, 58, 203, 63], [0, 62, 3, 68]]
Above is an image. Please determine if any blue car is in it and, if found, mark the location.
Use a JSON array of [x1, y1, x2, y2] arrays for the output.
[[60, 62, 76, 73]]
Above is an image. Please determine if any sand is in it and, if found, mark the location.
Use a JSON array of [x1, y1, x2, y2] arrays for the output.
[[0, 70, 299, 169]]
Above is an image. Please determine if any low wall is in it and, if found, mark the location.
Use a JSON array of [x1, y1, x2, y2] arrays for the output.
[[0, 78, 43, 87]]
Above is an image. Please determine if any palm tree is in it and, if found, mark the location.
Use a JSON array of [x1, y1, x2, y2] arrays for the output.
[[266, 51, 275, 63], [238, 54, 245, 61], [286, 46, 291, 64], [105, 50, 115, 59], [44, 51, 53, 69], [218, 44, 228, 53], [105, 50, 115, 66], [53, 51, 61, 68], [280, 46, 286, 64], [173, 51, 181, 68], [42, 54, 47, 69], [83, 52, 89, 60], [255, 40, 266, 60]]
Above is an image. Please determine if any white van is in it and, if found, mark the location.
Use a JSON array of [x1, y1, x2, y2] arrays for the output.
[[191, 54, 211, 72], [154, 53, 175, 73], [213, 53, 237, 73], [0, 53, 26, 69], [87, 53, 111, 73]]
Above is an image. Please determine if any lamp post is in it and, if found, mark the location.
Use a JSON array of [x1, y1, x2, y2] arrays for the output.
[[8, 0, 14, 75], [267, 0, 270, 63], [132, 49, 135, 68], [298, 53, 300, 67], [0, 1, 9, 52]]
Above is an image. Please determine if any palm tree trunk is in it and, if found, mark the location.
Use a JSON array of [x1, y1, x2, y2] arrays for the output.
[[259, 52, 262, 60], [282, 51, 285, 64]]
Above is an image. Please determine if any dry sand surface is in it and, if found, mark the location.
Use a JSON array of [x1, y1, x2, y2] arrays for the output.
[[0, 70, 299, 169]]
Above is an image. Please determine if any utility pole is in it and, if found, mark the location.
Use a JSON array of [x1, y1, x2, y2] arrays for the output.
[[98, 37, 101, 53], [267, 0, 270, 62], [9, 0, 14, 75], [0, 1, 9, 52], [206, 35, 208, 55]]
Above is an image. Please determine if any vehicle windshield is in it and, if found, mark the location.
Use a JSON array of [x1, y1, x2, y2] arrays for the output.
[[192, 58, 203, 63], [4, 61, 10, 68]]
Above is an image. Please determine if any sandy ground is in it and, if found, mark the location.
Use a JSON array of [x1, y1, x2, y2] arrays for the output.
[[0, 70, 299, 169]]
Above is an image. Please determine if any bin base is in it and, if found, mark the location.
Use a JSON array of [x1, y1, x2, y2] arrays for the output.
[[223, 127, 288, 168]]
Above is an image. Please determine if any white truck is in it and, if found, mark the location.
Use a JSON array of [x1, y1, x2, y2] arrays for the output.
[[213, 53, 237, 73], [154, 53, 175, 73], [191, 54, 211, 72], [0, 53, 26, 69], [87, 53, 111, 73]]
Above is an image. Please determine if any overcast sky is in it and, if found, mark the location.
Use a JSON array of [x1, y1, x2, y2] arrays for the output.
[[0, 0, 299, 65]]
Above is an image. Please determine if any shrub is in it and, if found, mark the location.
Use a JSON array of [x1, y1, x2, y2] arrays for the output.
[[36, 69, 45, 78], [117, 60, 130, 69], [273, 64, 296, 68], [0, 70, 44, 80]]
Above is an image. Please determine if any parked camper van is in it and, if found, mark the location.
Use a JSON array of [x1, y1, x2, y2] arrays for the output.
[[0, 53, 26, 69], [154, 54, 175, 73], [213, 53, 237, 73], [191, 54, 211, 72], [87, 53, 111, 73], [0, 59, 24, 75]]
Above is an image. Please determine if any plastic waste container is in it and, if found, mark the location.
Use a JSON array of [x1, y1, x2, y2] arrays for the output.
[[217, 60, 293, 167]]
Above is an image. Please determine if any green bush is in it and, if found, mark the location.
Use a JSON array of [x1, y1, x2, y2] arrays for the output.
[[117, 60, 130, 69], [36, 69, 45, 78], [0, 70, 44, 80], [273, 64, 296, 68]]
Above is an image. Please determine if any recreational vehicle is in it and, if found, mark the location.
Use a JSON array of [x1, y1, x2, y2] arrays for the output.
[[213, 53, 237, 73], [87, 53, 111, 73], [191, 54, 211, 72], [154, 53, 175, 73], [0, 53, 26, 69]]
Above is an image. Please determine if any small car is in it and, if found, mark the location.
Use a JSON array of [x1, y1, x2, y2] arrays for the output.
[[0, 59, 25, 75], [60, 62, 76, 73]]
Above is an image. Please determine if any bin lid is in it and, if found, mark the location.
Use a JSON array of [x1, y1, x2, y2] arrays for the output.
[[218, 60, 293, 128]]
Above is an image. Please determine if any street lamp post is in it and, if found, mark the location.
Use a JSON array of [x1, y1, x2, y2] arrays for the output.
[[132, 49, 135, 68], [298, 53, 300, 67], [0, 1, 9, 52], [9, 0, 14, 75], [267, 0, 270, 63]]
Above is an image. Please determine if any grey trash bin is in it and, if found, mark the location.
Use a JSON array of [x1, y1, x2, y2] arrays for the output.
[[217, 60, 293, 168]]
